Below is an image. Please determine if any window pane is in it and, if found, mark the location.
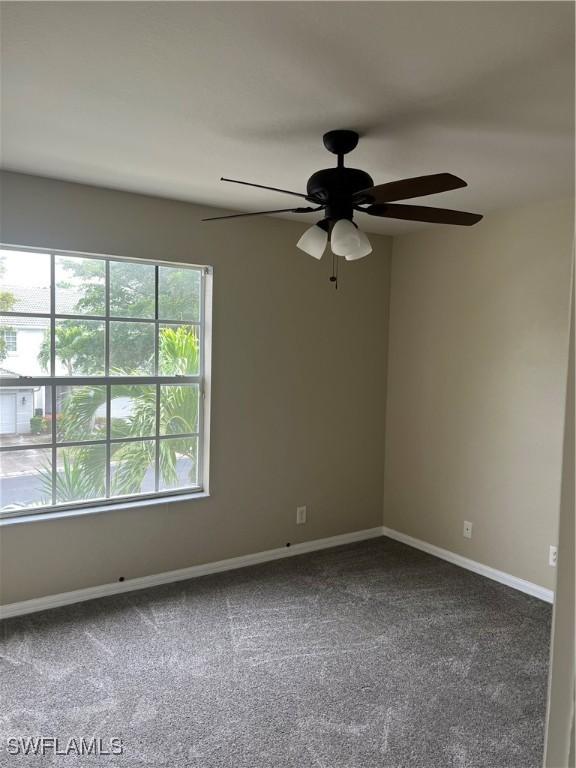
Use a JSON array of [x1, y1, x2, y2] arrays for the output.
[[110, 261, 155, 318], [159, 436, 198, 490], [110, 322, 154, 375], [160, 384, 199, 435], [55, 255, 105, 315], [0, 316, 49, 376], [55, 319, 105, 376], [111, 440, 155, 497], [4, 330, 17, 352], [158, 325, 200, 375], [56, 385, 107, 443], [0, 447, 52, 512], [0, 252, 207, 515], [55, 445, 106, 504], [111, 385, 156, 438], [0, 386, 52, 446], [0, 249, 51, 313], [158, 266, 201, 322]]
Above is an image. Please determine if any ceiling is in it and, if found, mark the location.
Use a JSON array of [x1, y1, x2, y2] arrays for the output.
[[1, 2, 574, 235]]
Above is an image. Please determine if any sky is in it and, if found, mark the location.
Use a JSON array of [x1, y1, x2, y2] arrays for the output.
[[0, 249, 51, 288]]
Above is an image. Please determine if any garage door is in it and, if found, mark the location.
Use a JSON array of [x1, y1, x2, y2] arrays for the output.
[[0, 393, 17, 434]]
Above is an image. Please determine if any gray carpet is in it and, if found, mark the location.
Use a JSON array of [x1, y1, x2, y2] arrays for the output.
[[1, 537, 551, 767]]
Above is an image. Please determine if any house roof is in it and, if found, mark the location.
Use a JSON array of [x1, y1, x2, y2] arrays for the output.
[[0, 365, 22, 377], [3, 284, 51, 313], [0, 284, 84, 326], [0, 315, 47, 329]]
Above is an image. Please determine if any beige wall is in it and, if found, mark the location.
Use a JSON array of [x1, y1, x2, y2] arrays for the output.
[[383, 199, 573, 590], [545, 261, 574, 768], [0, 171, 571, 606], [0, 171, 392, 604]]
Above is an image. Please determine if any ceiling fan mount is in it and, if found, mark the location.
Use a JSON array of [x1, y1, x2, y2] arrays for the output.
[[322, 129, 360, 157]]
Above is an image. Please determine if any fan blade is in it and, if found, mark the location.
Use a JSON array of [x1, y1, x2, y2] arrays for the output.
[[202, 206, 321, 222], [354, 173, 467, 204], [361, 203, 482, 226], [220, 177, 318, 202]]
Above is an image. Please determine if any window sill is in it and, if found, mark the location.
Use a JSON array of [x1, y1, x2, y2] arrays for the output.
[[0, 491, 210, 526]]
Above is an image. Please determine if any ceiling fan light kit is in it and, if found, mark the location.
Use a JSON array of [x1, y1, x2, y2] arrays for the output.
[[204, 130, 482, 284], [330, 219, 372, 260], [296, 223, 328, 259]]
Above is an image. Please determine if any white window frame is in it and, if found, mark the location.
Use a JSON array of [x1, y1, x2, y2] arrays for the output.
[[4, 329, 17, 353], [0, 244, 213, 521]]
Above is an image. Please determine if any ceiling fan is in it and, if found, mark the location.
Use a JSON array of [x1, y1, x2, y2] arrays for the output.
[[203, 130, 482, 280]]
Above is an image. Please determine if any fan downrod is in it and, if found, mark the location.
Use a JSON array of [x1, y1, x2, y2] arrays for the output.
[[323, 130, 359, 157]]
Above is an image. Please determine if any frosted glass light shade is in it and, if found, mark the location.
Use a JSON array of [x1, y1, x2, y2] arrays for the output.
[[296, 224, 328, 259], [330, 219, 372, 260]]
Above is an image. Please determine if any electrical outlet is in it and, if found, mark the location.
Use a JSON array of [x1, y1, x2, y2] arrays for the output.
[[296, 506, 307, 525], [463, 521, 473, 539], [549, 545, 558, 567]]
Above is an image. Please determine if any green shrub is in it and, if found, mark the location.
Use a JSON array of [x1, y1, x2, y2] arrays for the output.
[[30, 415, 45, 434]]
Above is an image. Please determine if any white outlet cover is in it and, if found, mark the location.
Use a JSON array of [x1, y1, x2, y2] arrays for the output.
[[549, 545, 558, 567], [296, 506, 307, 525], [463, 521, 473, 539]]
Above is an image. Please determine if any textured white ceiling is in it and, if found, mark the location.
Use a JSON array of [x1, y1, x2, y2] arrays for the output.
[[1, 2, 573, 234]]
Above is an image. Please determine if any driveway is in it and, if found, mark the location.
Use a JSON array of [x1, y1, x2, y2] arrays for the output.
[[0, 445, 50, 476], [1, 432, 51, 448]]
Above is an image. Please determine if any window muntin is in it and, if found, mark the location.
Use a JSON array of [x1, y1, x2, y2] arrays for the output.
[[0, 247, 209, 518], [4, 330, 16, 353]]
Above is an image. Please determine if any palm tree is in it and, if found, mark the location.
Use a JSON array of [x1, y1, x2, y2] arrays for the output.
[[39, 322, 104, 376], [41, 326, 200, 503], [39, 447, 107, 503]]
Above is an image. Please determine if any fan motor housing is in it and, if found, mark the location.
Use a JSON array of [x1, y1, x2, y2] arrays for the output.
[[307, 167, 373, 219]]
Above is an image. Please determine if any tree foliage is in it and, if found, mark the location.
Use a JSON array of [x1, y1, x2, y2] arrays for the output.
[[41, 326, 200, 502], [33, 257, 202, 504], [39, 322, 105, 375], [40, 258, 201, 375]]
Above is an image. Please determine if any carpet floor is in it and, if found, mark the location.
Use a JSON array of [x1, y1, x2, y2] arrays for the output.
[[1, 537, 551, 767]]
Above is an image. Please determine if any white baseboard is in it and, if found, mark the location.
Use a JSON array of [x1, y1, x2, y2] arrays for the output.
[[381, 526, 554, 604], [0, 524, 553, 619], [0, 526, 383, 620]]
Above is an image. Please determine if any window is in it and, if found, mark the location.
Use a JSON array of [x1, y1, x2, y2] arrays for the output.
[[4, 330, 16, 353], [0, 247, 211, 519]]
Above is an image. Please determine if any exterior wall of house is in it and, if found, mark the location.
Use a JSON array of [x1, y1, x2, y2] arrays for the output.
[[15, 390, 34, 433], [0, 388, 36, 434], [1, 324, 46, 435], [4, 326, 45, 377]]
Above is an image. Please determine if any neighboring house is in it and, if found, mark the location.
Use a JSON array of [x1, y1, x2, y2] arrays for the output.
[[0, 368, 44, 436], [0, 283, 80, 436], [0, 313, 48, 436], [1, 281, 135, 438], [1, 313, 47, 377]]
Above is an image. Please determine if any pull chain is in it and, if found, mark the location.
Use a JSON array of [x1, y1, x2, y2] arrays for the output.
[[328, 220, 338, 290], [335, 251, 339, 290], [329, 251, 339, 290]]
